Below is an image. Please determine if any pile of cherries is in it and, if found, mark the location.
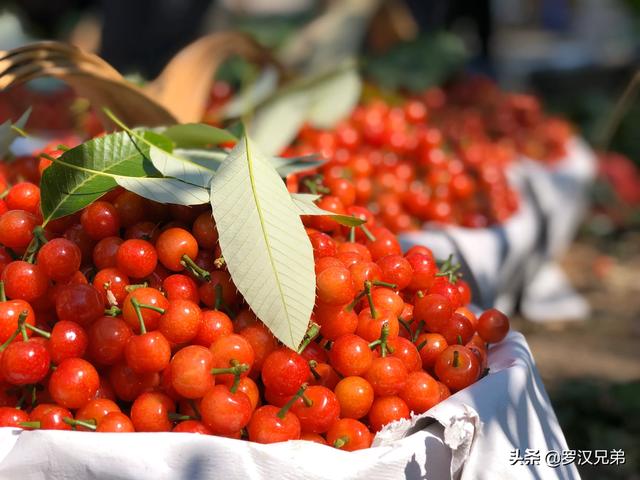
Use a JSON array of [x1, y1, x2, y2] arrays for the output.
[[284, 77, 572, 231], [0, 145, 510, 451]]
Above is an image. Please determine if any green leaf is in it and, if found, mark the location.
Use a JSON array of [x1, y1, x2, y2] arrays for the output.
[[291, 193, 365, 227], [0, 109, 31, 158], [306, 67, 361, 128], [40, 132, 158, 224], [106, 110, 215, 188], [161, 124, 238, 148], [210, 136, 315, 350], [222, 66, 280, 119]]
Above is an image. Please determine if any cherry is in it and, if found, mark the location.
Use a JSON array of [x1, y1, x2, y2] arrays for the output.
[[377, 255, 413, 290], [2, 261, 49, 302], [122, 287, 169, 333], [0, 406, 29, 427], [200, 384, 252, 435], [0, 338, 50, 385], [429, 277, 461, 309], [158, 299, 201, 345], [93, 268, 130, 306], [300, 433, 328, 445], [79, 201, 120, 240], [314, 303, 358, 340], [405, 254, 437, 291], [173, 420, 212, 434], [439, 313, 475, 345], [49, 357, 100, 408], [415, 333, 448, 369], [366, 227, 402, 261], [308, 231, 337, 260], [199, 271, 239, 308], [5, 182, 40, 215], [239, 323, 278, 377], [368, 395, 410, 432], [163, 274, 199, 303], [27, 404, 73, 430], [156, 228, 199, 272], [316, 266, 355, 305], [170, 345, 214, 399], [191, 309, 232, 348], [131, 391, 175, 432], [109, 362, 158, 402], [36, 238, 81, 281], [387, 336, 422, 372], [477, 308, 510, 343], [434, 345, 480, 392], [55, 284, 104, 326], [365, 356, 408, 396], [86, 316, 133, 365], [326, 418, 372, 451], [92, 236, 123, 270], [192, 212, 218, 250], [291, 385, 340, 434], [334, 376, 374, 419], [116, 239, 158, 279], [349, 262, 383, 291], [0, 210, 38, 250], [413, 293, 453, 333], [261, 348, 310, 396], [210, 334, 255, 385], [247, 386, 307, 443], [49, 320, 88, 364], [328, 334, 373, 377], [124, 326, 171, 375], [96, 412, 135, 432], [400, 371, 440, 414], [0, 299, 35, 344], [75, 398, 121, 428], [113, 191, 146, 227]]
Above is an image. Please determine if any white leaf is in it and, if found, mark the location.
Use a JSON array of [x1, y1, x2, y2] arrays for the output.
[[222, 66, 280, 119], [248, 90, 310, 156], [115, 176, 209, 205], [291, 192, 365, 227], [210, 136, 315, 349], [307, 66, 362, 128], [148, 145, 215, 188]]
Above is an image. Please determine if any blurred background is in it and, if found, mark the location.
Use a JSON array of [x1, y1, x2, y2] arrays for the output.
[[0, 1, 639, 478]]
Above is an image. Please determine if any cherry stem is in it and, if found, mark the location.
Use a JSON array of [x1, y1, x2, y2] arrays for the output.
[[416, 339, 427, 351], [360, 225, 376, 242], [181, 255, 211, 282], [211, 359, 249, 394], [452, 350, 460, 368], [168, 413, 194, 422], [436, 254, 461, 283], [372, 280, 397, 289], [308, 360, 321, 381], [297, 323, 321, 354], [348, 227, 356, 243], [277, 384, 308, 419], [129, 298, 148, 334], [0, 281, 5, 302], [124, 283, 147, 293], [22, 226, 49, 264], [64, 417, 96, 430], [213, 257, 225, 269], [346, 290, 367, 312], [364, 281, 377, 319], [214, 284, 224, 311], [416, 290, 425, 299], [188, 399, 201, 420], [457, 335, 463, 345], [104, 306, 122, 317], [412, 320, 425, 343], [303, 179, 329, 195], [333, 436, 349, 449], [19, 421, 40, 429], [368, 322, 390, 357], [398, 317, 413, 337], [24, 323, 51, 339]]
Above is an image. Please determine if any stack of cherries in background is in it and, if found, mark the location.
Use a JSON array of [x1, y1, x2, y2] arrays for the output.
[[0, 144, 509, 451]]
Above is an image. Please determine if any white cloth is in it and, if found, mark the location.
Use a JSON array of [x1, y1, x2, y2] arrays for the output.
[[0, 332, 577, 480]]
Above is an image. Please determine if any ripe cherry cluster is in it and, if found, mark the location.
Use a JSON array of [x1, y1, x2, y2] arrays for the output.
[[0, 152, 510, 450], [281, 78, 572, 232]]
